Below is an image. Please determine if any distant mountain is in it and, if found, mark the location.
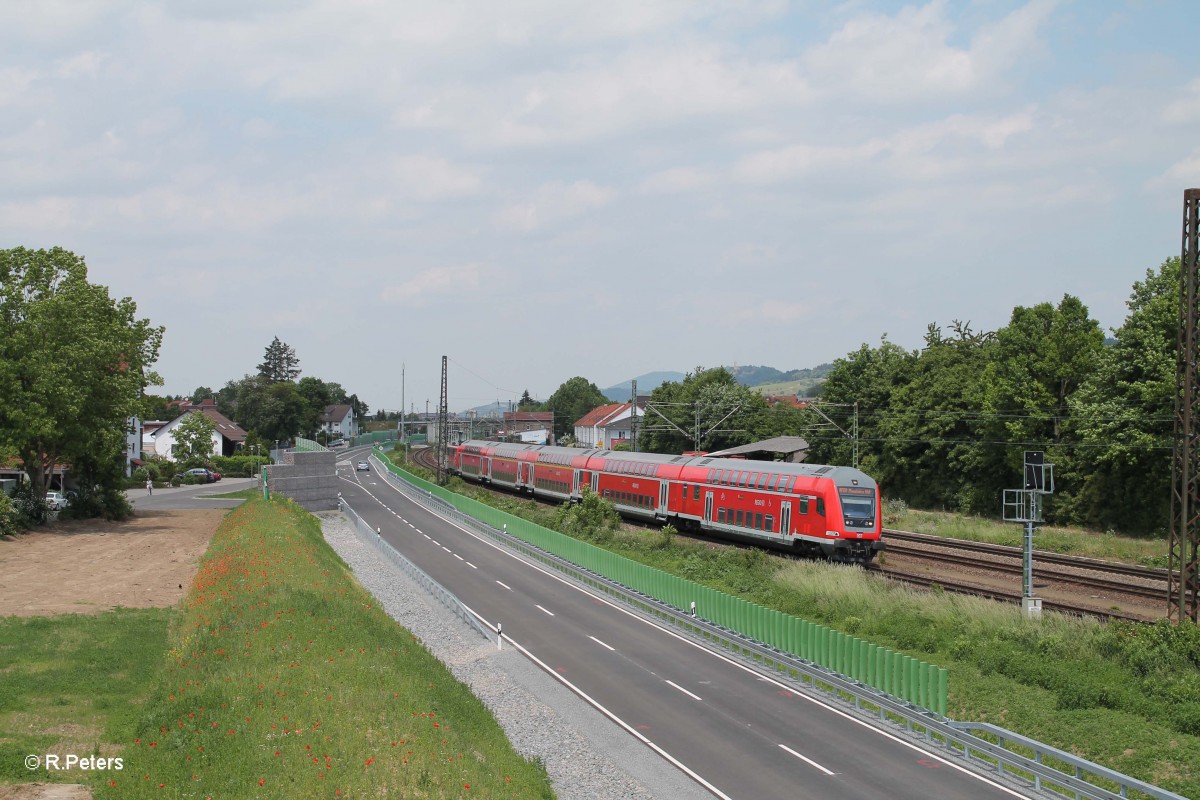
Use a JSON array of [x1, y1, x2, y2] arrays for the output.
[[601, 365, 834, 402], [729, 363, 834, 387], [602, 371, 686, 402]]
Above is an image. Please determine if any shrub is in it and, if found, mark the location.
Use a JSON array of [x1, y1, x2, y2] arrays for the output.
[[0, 492, 19, 536], [10, 482, 48, 526]]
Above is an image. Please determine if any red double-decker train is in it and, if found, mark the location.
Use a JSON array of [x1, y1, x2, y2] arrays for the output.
[[448, 440, 883, 563]]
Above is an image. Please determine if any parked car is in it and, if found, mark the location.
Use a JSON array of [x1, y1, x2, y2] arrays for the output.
[[329, 440, 346, 448], [356, 461, 369, 471], [174, 468, 218, 484], [45, 491, 67, 511]]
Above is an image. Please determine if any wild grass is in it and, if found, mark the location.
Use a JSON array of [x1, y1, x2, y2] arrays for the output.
[[0, 608, 170, 784], [889, 506, 1168, 566], [91, 496, 554, 800]]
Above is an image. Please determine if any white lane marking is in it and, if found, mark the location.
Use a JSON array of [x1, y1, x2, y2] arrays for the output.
[[495, 580, 513, 591], [536, 604, 555, 617], [415, 529, 423, 534], [779, 744, 836, 776], [459, 619, 734, 800], [589, 636, 615, 651], [665, 680, 702, 702], [466, 561, 477, 569], [454, 553, 464, 561], [442, 546, 452, 553], [422, 533, 430, 540]]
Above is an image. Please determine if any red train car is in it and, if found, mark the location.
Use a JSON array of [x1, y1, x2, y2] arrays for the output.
[[448, 440, 883, 563]]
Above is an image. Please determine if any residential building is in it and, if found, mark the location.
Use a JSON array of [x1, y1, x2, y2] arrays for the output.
[[502, 411, 554, 444], [148, 401, 248, 458], [573, 400, 646, 449], [321, 404, 358, 440]]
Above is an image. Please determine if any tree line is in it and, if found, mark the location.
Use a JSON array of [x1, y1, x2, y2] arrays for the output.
[[527, 257, 1181, 538]]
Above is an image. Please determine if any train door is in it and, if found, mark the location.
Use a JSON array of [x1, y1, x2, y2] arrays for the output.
[[573, 469, 581, 496], [781, 501, 792, 535], [520, 462, 531, 490], [591, 472, 599, 493], [658, 482, 668, 513], [704, 491, 713, 523], [485, 457, 492, 480]]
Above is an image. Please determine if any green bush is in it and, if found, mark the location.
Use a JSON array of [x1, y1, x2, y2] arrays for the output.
[[10, 483, 48, 526], [0, 492, 19, 536]]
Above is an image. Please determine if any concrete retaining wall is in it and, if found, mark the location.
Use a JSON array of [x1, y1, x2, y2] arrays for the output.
[[266, 450, 337, 511]]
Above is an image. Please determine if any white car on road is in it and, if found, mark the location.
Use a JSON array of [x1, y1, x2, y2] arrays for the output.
[[356, 461, 369, 471]]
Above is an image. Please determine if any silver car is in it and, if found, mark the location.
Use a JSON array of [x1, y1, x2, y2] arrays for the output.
[[356, 461, 369, 471], [45, 491, 67, 511]]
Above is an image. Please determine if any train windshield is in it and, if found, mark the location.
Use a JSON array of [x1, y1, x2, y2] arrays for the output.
[[838, 487, 876, 527]]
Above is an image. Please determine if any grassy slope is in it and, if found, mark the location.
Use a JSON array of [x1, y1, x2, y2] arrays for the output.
[[0, 496, 555, 799], [96, 495, 554, 800]]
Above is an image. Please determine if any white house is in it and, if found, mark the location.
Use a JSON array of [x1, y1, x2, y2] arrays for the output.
[[573, 400, 646, 448], [321, 404, 358, 440], [149, 402, 248, 458]]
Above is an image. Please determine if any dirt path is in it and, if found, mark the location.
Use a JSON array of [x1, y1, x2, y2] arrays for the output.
[[0, 509, 225, 616]]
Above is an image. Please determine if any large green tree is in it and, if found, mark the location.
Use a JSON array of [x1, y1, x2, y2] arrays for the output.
[[544, 377, 610, 439], [1064, 259, 1178, 534], [257, 336, 301, 383], [0, 247, 163, 513], [639, 367, 764, 454]]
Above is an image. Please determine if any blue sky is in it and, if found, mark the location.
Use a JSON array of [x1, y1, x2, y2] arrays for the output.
[[2, 1, 1198, 413]]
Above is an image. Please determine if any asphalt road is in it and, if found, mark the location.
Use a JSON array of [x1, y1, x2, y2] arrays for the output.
[[338, 457, 1031, 800], [128, 476, 259, 510]]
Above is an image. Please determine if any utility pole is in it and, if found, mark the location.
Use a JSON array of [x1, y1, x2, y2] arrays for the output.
[[1169, 187, 1200, 623], [437, 356, 448, 485], [630, 379, 639, 452]]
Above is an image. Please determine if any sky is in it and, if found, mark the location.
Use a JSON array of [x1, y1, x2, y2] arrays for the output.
[[2, 1, 1198, 414]]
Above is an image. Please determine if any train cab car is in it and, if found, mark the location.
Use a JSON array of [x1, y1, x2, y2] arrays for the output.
[[525, 445, 599, 503], [671, 456, 883, 562]]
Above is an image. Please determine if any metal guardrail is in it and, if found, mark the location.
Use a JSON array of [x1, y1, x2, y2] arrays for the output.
[[365, 456, 1187, 800], [338, 494, 494, 644]]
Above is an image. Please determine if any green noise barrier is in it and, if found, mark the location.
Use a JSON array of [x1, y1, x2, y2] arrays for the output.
[[375, 451, 948, 716]]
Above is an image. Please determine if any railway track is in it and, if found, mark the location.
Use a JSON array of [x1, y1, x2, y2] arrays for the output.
[[881, 529, 1178, 604], [389, 446, 1171, 620]]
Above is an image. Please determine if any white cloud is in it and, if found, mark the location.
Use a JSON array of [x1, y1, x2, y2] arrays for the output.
[[803, 0, 1057, 103], [381, 264, 482, 305], [638, 167, 714, 194], [493, 180, 614, 233], [387, 155, 482, 201], [1164, 78, 1200, 124]]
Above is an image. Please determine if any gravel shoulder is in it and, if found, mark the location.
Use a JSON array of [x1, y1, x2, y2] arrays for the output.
[[318, 511, 708, 800]]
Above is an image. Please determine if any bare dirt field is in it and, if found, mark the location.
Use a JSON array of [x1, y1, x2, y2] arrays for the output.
[[0, 509, 224, 616]]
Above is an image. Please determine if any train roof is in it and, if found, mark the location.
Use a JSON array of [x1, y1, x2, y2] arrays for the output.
[[458, 440, 873, 487]]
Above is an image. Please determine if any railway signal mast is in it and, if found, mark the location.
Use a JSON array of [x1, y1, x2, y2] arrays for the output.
[[1004, 451, 1054, 618], [1169, 188, 1200, 623]]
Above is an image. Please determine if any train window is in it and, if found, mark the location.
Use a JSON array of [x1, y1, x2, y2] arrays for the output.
[[757, 473, 768, 489], [749, 472, 758, 487], [799, 498, 809, 514], [754, 512, 763, 530], [765, 514, 774, 531], [816, 498, 826, 516], [736, 509, 745, 526], [721, 470, 730, 485], [718, 507, 726, 523], [767, 475, 778, 491], [735, 472, 745, 488], [693, 485, 700, 500]]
